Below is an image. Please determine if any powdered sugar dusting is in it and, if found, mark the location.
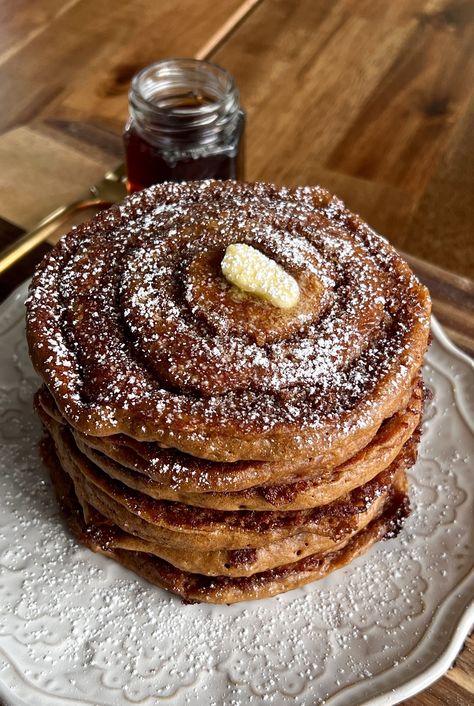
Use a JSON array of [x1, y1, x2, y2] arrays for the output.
[[1, 298, 472, 705], [25, 181, 430, 459]]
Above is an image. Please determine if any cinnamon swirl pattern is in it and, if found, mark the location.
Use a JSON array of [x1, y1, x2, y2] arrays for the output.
[[26, 180, 431, 603]]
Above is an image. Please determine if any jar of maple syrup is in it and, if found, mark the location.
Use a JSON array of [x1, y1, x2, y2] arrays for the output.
[[124, 58, 245, 192]]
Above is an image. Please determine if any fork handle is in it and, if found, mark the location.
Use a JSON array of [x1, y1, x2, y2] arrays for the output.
[[0, 198, 109, 275]]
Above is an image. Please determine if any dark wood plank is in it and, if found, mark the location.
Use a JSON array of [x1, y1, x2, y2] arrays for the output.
[[402, 94, 474, 278], [402, 634, 474, 705], [326, 2, 474, 195], [0, 0, 71, 59], [0, 0, 255, 135], [0, 1, 264, 230]]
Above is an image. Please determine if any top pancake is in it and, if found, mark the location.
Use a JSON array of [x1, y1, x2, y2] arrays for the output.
[[26, 180, 431, 462]]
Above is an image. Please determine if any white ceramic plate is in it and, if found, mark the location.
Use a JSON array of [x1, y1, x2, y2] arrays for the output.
[[0, 282, 472, 706]]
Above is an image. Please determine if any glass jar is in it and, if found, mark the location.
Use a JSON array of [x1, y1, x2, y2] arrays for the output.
[[123, 58, 245, 192]]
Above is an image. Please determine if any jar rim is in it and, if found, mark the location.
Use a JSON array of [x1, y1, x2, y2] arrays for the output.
[[130, 58, 238, 119]]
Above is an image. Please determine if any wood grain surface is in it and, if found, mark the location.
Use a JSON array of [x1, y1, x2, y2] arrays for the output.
[[211, 0, 474, 279], [0, 0, 259, 133], [0, 1, 472, 704]]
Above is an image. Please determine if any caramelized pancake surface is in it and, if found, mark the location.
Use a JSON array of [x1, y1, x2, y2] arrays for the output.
[[26, 181, 431, 463]]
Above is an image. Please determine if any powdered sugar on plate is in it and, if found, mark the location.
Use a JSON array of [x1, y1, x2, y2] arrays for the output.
[[0, 286, 472, 706]]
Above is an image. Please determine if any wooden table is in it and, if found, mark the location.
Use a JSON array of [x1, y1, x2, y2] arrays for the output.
[[0, 1, 472, 704]]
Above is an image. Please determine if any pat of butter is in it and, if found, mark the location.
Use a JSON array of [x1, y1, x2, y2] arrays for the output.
[[221, 243, 300, 309]]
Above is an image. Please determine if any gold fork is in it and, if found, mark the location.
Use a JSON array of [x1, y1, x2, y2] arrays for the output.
[[0, 163, 127, 275]]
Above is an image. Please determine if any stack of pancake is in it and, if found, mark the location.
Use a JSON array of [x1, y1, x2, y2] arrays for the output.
[[26, 180, 431, 604]]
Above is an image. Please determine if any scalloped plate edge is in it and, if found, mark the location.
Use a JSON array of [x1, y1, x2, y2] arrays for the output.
[[329, 316, 474, 706]]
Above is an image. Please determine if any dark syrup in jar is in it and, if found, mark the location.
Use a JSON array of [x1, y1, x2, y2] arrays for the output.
[[124, 94, 244, 192], [124, 61, 245, 193]]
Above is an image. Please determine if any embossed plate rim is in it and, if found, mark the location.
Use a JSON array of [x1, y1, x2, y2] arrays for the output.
[[338, 317, 473, 706], [0, 282, 472, 706]]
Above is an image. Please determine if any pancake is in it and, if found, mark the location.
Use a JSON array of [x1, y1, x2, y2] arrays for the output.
[[26, 180, 431, 463]]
